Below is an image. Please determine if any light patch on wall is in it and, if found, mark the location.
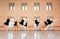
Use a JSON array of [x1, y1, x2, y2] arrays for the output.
[[34, 3, 40, 11], [9, 3, 15, 11], [46, 3, 52, 11], [21, 3, 27, 11]]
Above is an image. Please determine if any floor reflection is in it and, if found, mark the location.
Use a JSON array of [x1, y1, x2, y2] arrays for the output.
[[0, 31, 60, 39], [34, 31, 40, 39], [20, 31, 27, 39], [48, 31, 55, 39], [8, 31, 13, 39]]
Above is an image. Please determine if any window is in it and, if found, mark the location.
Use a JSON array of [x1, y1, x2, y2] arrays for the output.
[[9, 3, 15, 11], [34, 3, 40, 11], [46, 3, 52, 11], [21, 3, 27, 11]]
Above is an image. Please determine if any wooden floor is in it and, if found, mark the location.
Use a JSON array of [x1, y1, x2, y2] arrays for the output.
[[0, 31, 60, 39]]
